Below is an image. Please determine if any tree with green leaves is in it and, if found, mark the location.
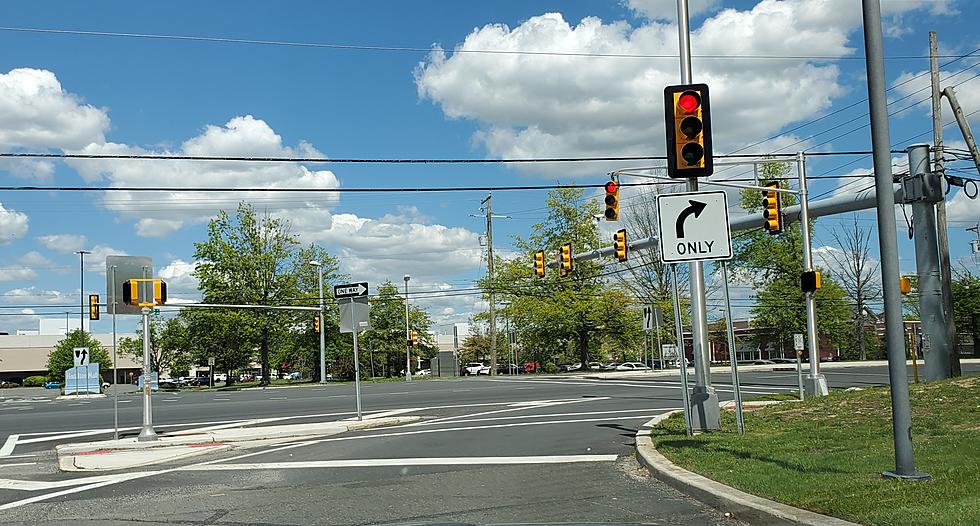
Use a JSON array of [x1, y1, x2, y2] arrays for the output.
[[486, 187, 642, 369], [733, 161, 851, 356], [193, 202, 299, 386], [359, 281, 434, 378], [952, 269, 980, 357], [179, 309, 257, 385], [47, 329, 111, 382], [118, 313, 191, 376]]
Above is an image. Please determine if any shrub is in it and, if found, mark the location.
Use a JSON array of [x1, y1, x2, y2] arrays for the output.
[[543, 362, 559, 374], [22, 375, 47, 387]]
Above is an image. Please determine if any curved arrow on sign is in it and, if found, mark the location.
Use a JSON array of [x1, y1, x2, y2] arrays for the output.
[[675, 200, 707, 238]]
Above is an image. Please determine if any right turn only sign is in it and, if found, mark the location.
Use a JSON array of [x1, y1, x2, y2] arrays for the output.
[[657, 190, 733, 263]]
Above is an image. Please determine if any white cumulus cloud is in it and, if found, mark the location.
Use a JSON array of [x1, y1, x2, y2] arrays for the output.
[[0, 203, 28, 244], [0, 68, 109, 149], [36, 233, 88, 252]]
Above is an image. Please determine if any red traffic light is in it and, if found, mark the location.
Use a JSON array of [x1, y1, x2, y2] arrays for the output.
[[677, 91, 701, 114], [604, 181, 619, 193]]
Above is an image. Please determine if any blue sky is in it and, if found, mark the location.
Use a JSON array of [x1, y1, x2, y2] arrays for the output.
[[1, 0, 978, 334]]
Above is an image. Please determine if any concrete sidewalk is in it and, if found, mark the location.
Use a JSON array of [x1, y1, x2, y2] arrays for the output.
[[56, 416, 419, 472]]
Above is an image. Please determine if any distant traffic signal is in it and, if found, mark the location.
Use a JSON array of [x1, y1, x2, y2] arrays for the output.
[[899, 276, 912, 295], [665, 83, 713, 178], [88, 294, 100, 321], [613, 229, 628, 262], [533, 250, 546, 278], [314, 315, 321, 333], [560, 243, 573, 275], [604, 180, 620, 221], [763, 182, 783, 235], [409, 330, 419, 347]]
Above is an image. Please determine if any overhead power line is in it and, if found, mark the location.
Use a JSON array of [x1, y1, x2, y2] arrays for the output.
[[0, 26, 963, 61]]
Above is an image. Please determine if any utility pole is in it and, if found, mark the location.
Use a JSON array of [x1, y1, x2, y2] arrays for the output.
[[75, 250, 91, 334], [862, 0, 928, 480], [675, 0, 719, 431], [930, 31, 961, 377], [404, 274, 412, 382], [484, 193, 497, 376]]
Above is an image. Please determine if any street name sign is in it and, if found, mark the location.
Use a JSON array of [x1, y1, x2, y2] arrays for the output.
[[334, 282, 368, 299], [657, 191, 732, 263]]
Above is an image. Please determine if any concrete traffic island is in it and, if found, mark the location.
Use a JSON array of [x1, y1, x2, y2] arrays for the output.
[[56, 416, 419, 472], [634, 406, 860, 526]]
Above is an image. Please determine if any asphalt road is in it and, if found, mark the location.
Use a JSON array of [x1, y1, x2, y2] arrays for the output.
[[0, 362, 976, 525]]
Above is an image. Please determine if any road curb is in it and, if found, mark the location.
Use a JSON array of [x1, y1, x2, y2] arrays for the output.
[[635, 410, 861, 526]]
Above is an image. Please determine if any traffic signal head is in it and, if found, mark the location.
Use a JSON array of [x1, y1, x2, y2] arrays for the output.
[[763, 182, 782, 234], [899, 276, 912, 295], [664, 83, 713, 178], [801, 270, 821, 293], [604, 180, 620, 221], [533, 250, 546, 278], [560, 243, 573, 273], [121, 279, 167, 306], [88, 294, 100, 321], [314, 314, 321, 333], [613, 229, 628, 262], [411, 330, 419, 346]]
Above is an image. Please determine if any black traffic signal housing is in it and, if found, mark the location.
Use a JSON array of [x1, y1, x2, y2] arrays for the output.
[[613, 229, 628, 262], [801, 271, 821, 293], [88, 294, 100, 321], [604, 180, 620, 221], [560, 243, 573, 276], [763, 182, 783, 235], [664, 83, 713, 178], [314, 314, 321, 333], [533, 250, 546, 278]]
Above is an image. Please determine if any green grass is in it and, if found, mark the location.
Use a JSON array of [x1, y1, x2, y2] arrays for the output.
[[650, 376, 980, 526]]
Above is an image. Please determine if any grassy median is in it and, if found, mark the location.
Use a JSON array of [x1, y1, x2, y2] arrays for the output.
[[650, 375, 980, 526]]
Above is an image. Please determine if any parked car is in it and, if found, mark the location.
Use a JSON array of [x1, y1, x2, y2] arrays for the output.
[[414, 369, 431, 377], [523, 362, 543, 373], [43, 381, 61, 389], [616, 362, 651, 371], [463, 363, 486, 376], [286, 372, 302, 380], [0, 380, 20, 388], [213, 374, 227, 382], [600, 362, 621, 371], [770, 358, 798, 364], [496, 364, 520, 375], [740, 359, 776, 366]]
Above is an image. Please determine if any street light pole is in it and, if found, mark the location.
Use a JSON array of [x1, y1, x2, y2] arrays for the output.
[[310, 261, 327, 384], [404, 274, 412, 382], [75, 250, 91, 334]]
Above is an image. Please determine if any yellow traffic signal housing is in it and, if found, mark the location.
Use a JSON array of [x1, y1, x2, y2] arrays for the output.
[[411, 330, 419, 346], [899, 276, 912, 294], [664, 83, 713, 178], [121, 279, 168, 307], [314, 314, 321, 333], [763, 182, 783, 234], [533, 250, 546, 278], [88, 294, 100, 321], [560, 243, 573, 274], [613, 229, 628, 262], [604, 180, 620, 221]]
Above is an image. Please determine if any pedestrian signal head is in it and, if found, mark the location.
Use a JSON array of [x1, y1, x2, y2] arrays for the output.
[[763, 182, 782, 234], [665, 84, 713, 178], [613, 229, 628, 262], [314, 315, 321, 333], [604, 180, 620, 221], [533, 251, 546, 278], [801, 271, 821, 293]]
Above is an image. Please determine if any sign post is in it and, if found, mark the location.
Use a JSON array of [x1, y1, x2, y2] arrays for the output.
[[335, 282, 369, 421], [794, 332, 806, 401]]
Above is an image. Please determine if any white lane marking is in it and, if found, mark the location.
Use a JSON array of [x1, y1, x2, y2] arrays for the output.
[[410, 398, 610, 428], [0, 462, 36, 467], [413, 407, 680, 427], [268, 397, 288, 400], [161, 399, 179, 402], [190, 455, 619, 471], [515, 387, 534, 390], [118, 400, 133, 403], [0, 435, 19, 457], [489, 377, 795, 394], [213, 398, 230, 401]]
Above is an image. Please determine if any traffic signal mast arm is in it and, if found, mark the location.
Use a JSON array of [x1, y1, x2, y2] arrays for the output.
[[547, 183, 903, 267]]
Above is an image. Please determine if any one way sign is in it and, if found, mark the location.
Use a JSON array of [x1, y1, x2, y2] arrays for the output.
[[334, 282, 369, 299], [73, 347, 90, 366], [657, 191, 732, 264]]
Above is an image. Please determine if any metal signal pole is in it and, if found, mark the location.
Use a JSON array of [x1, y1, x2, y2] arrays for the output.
[[675, 0, 719, 431]]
